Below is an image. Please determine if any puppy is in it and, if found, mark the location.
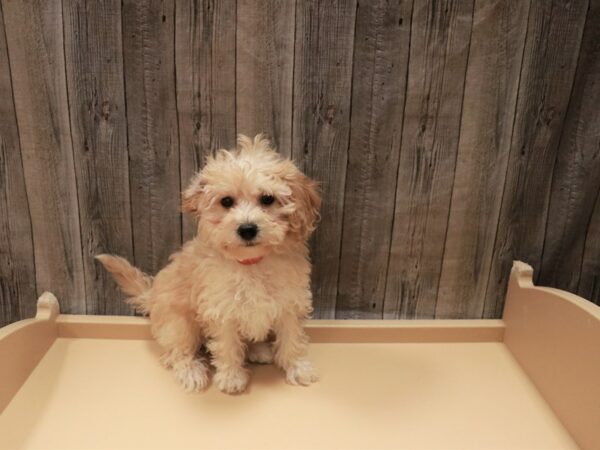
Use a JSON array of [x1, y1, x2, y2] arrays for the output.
[[97, 134, 320, 394]]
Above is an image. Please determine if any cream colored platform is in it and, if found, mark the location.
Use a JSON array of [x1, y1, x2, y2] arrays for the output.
[[1, 262, 598, 450]]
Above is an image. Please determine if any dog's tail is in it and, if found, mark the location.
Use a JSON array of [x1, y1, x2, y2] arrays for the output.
[[95, 254, 153, 314]]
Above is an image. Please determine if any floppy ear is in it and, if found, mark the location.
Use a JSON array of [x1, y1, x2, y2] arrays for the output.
[[287, 170, 321, 240], [181, 172, 204, 217]]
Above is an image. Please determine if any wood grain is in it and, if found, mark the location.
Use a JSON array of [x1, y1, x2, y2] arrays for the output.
[[292, 0, 357, 318], [336, 0, 413, 319], [579, 190, 600, 305], [435, 0, 530, 319], [0, 2, 36, 326], [236, 0, 295, 156], [539, 0, 600, 296], [123, 0, 182, 274], [0, 0, 599, 325], [483, 0, 589, 318], [176, 0, 237, 240], [2, 0, 85, 313], [63, 0, 134, 315], [384, 0, 474, 319]]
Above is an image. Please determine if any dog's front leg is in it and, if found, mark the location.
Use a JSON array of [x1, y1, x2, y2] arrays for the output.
[[273, 312, 319, 386], [207, 324, 249, 394]]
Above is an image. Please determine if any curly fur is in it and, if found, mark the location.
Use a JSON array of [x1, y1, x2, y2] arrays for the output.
[[97, 134, 321, 394]]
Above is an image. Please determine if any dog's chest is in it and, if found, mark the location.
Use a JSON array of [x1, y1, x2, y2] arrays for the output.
[[213, 270, 284, 341], [233, 279, 280, 341]]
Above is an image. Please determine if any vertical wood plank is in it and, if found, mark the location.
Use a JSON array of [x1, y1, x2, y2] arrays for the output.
[[0, 0, 597, 323], [2, 0, 85, 313], [176, 0, 237, 240], [483, 0, 589, 318], [292, 0, 357, 319], [383, 0, 474, 319], [236, 0, 295, 156], [579, 191, 600, 305], [578, 3, 600, 307], [123, 0, 181, 273], [0, 2, 36, 326], [435, 0, 530, 319], [539, 0, 600, 296], [335, 0, 413, 319], [63, 0, 134, 315]]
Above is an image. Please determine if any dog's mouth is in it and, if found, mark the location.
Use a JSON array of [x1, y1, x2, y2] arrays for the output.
[[225, 240, 261, 250]]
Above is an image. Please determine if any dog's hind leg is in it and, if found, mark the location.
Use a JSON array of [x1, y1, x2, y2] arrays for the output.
[[151, 303, 210, 392], [247, 342, 274, 364]]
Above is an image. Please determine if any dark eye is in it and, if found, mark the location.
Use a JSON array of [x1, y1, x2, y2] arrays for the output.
[[260, 194, 275, 206], [220, 196, 234, 208]]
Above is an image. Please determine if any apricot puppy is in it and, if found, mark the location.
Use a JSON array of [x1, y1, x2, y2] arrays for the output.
[[97, 134, 320, 394]]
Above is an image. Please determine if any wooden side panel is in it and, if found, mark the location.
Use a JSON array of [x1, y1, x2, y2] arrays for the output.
[[0, 319, 57, 414], [504, 261, 600, 450], [384, 0, 474, 319], [0, 2, 36, 326], [435, 0, 530, 319], [236, 0, 295, 156], [336, 0, 413, 319], [63, 0, 134, 315], [0, 292, 58, 414], [484, 0, 589, 318], [176, 0, 237, 240], [2, 0, 85, 313], [292, 0, 357, 318], [539, 0, 600, 297], [123, 0, 182, 273]]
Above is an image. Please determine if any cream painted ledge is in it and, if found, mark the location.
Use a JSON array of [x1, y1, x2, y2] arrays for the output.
[[0, 261, 598, 450]]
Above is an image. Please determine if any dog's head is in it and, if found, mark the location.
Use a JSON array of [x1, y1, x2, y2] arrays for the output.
[[182, 134, 320, 262]]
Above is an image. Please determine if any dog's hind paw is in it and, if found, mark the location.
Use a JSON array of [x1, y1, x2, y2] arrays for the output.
[[173, 358, 210, 392], [285, 359, 319, 386], [214, 368, 249, 394], [247, 342, 274, 364]]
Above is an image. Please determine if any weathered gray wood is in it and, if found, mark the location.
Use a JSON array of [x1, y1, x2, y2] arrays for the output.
[[579, 190, 600, 306], [123, 0, 182, 274], [578, 3, 600, 307], [383, 0, 474, 319], [1, 0, 600, 325], [63, 0, 134, 315], [0, 3, 36, 326], [435, 0, 530, 319], [538, 0, 600, 296], [292, 0, 357, 319], [336, 0, 413, 319], [176, 0, 237, 241], [236, 0, 295, 156], [2, 0, 85, 313], [483, 0, 589, 318]]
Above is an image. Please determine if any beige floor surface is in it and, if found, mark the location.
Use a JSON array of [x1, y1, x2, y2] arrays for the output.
[[0, 338, 576, 450]]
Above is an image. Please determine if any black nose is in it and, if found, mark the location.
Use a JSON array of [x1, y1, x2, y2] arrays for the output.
[[237, 223, 258, 241]]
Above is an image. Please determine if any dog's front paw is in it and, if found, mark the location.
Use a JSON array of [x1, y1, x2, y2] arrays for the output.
[[247, 342, 274, 364], [285, 359, 319, 386], [173, 358, 210, 392], [160, 350, 176, 368], [214, 368, 249, 394]]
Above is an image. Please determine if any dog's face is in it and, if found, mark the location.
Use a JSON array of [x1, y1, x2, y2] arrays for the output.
[[182, 135, 320, 261]]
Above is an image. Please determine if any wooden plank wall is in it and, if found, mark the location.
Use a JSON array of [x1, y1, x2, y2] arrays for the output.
[[0, 0, 599, 326]]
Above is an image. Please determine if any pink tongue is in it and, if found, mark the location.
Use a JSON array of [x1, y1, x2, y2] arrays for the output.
[[237, 256, 264, 266]]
